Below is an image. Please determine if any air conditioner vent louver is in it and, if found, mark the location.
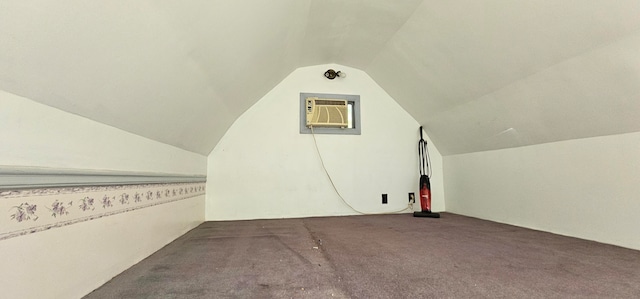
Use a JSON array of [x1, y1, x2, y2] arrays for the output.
[[314, 100, 344, 106], [306, 97, 348, 128]]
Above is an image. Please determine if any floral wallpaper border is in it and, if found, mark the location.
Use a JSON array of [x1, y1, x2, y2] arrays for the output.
[[1, 182, 205, 241]]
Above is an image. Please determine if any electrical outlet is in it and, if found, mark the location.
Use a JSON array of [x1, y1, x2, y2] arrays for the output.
[[408, 192, 415, 203], [382, 194, 388, 204]]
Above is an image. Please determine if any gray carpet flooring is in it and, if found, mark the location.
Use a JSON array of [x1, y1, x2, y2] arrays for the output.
[[85, 213, 640, 298]]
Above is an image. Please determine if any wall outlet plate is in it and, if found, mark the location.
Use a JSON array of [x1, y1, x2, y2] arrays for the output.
[[382, 194, 388, 204], [408, 192, 415, 203]]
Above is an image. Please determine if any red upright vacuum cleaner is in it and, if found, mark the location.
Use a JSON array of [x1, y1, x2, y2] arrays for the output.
[[414, 126, 440, 218]]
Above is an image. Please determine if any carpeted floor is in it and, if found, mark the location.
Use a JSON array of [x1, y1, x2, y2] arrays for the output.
[[84, 213, 640, 298]]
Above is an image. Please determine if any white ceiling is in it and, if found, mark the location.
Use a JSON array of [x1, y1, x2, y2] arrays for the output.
[[1, 0, 639, 155]]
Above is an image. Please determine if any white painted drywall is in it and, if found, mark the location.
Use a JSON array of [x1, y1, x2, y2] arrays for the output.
[[3, 1, 639, 156], [206, 64, 444, 220], [0, 89, 207, 175], [0, 194, 204, 299], [444, 132, 640, 250], [367, 1, 640, 155]]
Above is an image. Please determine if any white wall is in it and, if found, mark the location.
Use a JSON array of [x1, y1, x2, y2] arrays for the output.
[[207, 64, 444, 220], [444, 131, 640, 250], [0, 89, 207, 298], [0, 89, 207, 175]]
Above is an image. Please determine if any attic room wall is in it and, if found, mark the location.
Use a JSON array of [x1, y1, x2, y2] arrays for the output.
[[206, 64, 443, 220], [0, 90, 207, 298], [444, 132, 640, 250]]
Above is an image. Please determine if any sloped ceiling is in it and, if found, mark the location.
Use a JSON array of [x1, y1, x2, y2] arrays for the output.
[[1, 1, 639, 155]]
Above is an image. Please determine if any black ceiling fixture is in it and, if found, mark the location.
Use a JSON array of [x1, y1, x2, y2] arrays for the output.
[[324, 69, 346, 80]]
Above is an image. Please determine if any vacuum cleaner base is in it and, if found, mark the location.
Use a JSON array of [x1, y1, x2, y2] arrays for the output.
[[413, 211, 440, 218]]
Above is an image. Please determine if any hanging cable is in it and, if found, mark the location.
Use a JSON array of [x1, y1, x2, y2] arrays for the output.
[[309, 125, 412, 215]]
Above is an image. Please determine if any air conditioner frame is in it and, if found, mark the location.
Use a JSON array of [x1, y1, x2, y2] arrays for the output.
[[299, 92, 361, 135]]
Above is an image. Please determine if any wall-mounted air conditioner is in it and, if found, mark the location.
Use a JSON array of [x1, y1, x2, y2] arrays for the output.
[[305, 97, 349, 128]]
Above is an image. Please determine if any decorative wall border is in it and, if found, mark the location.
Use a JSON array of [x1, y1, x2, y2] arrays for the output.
[[1, 182, 206, 241]]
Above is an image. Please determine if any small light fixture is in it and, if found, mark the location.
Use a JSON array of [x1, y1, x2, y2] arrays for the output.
[[324, 69, 346, 80]]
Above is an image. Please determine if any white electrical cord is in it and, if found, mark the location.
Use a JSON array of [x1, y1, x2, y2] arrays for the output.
[[309, 126, 413, 215]]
